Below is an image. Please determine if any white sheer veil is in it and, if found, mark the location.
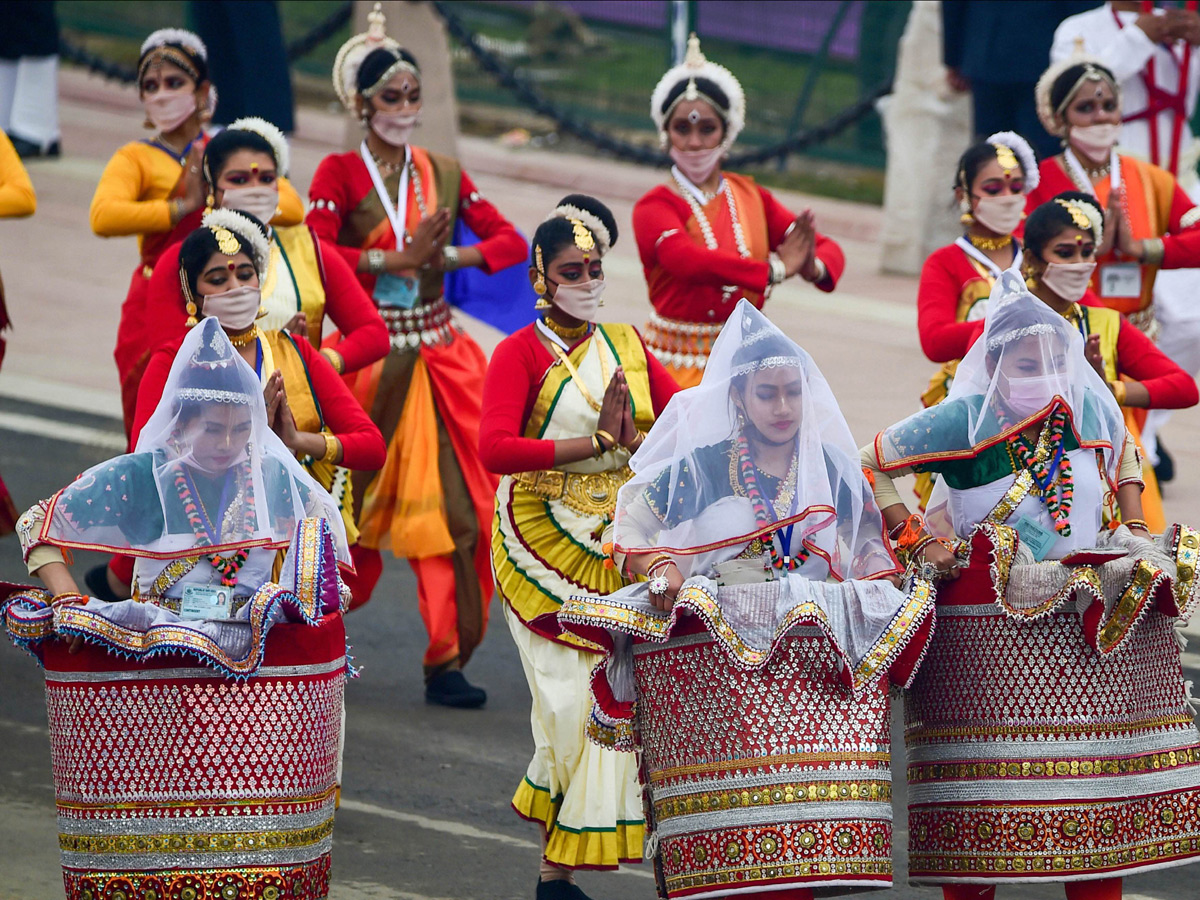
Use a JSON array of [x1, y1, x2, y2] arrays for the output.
[[613, 300, 897, 581], [40, 318, 350, 563]]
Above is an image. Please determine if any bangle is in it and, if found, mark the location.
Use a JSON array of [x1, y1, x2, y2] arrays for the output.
[[595, 429, 617, 452], [893, 512, 929, 553], [169, 197, 187, 226], [443, 245, 461, 271], [767, 252, 787, 285], [320, 347, 345, 374], [1109, 380, 1128, 406], [591, 434, 603, 457], [366, 248, 387, 275], [1142, 238, 1165, 266], [1123, 517, 1150, 531], [909, 534, 938, 560], [807, 257, 828, 284], [52, 591, 88, 609], [322, 433, 341, 463], [646, 554, 674, 576]]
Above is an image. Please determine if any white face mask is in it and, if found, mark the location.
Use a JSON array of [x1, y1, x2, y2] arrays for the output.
[[552, 279, 606, 322], [202, 284, 262, 332], [1003, 372, 1063, 418], [144, 88, 197, 133], [973, 193, 1025, 236], [370, 111, 419, 148], [1041, 260, 1097, 303], [670, 145, 724, 185], [220, 186, 279, 226], [1070, 123, 1121, 161]]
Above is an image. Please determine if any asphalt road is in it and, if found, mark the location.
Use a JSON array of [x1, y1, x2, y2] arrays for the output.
[[1, 395, 1197, 900]]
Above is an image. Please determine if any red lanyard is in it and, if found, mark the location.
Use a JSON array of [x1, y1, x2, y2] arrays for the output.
[[1112, 2, 1195, 175]]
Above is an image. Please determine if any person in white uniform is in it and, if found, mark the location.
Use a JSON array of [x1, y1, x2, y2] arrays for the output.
[[1052, 1, 1200, 482]]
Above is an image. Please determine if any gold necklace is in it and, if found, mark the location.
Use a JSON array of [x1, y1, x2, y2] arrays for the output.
[[228, 326, 259, 348], [968, 232, 1013, 251], [369, 147, 404, 177], [541, 315, 589, 342]]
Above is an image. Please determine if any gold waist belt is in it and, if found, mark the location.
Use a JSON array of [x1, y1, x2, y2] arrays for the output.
[[644, 312, 725, 369], [379, 297, 459, 350], [514, 467, 632, 518]]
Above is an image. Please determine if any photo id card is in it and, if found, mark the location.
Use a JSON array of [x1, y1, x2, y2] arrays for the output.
[[179, 584, 232, 621], [373, 272, 419, 309], [1099, 263, 1141, 299], [1013, 514, 1058, 562]]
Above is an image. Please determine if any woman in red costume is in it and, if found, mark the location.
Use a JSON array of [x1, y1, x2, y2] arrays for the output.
[[306, 7, 527, 707], [1025, 57, 1200, 334], [88, 28, 304, 439], [918, 131, 1038, 407], [1023, 190, 1198, 531], [632, 34, 845, 388]]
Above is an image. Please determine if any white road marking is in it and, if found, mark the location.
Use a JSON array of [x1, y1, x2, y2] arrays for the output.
[[0, 373, 123, 419], [336, 798, 654, 879], [0, 410, 126, 451], [328, 883, 459, 900]]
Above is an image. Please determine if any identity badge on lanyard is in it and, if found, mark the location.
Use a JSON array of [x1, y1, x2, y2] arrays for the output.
[[1064, 148, 1141, 298], [361, 140, 420, 309]]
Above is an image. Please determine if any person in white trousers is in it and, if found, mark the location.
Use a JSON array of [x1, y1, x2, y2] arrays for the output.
[[0, 1, 61, 158]]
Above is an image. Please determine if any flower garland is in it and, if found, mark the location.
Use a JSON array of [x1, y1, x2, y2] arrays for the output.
[[735, 431, 808, 569], [174, 462, 256, 586], [1002, 406, 1074, 536]]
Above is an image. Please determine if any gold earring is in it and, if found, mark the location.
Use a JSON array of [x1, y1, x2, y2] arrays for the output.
[[185, 299, 198, 326], [1024, 268, 1039, 289], [205, 192, 215, 211], [960, 211, 975, 225]]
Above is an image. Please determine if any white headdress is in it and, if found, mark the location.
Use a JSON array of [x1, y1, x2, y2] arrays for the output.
[[543, 204, 612, 255], [200, 209, 271, 281], [138, 28, 208, 85], [1035, 55, 1120, 138], [650, 33, 745, 152], [226, 117, 290, 177], [140, 28, 207, 61], [985, 131, 1039, 192], [331, 2, 418, 112]]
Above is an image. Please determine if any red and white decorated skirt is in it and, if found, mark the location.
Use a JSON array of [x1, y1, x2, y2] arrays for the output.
[[42, 615, 346, 900], [905, 540, 1200, 885], [634, 619, 895, 898]]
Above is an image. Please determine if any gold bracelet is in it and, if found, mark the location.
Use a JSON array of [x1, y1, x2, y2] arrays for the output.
[[591, 434, 603, 457], [1123, 517, 1150, 531], [1109, 380, 1128, 406], [595, 429, 617, 452], [1142, 238, 1165, 266], [320, 347, 345, 374], [322, 432, 341, 463]]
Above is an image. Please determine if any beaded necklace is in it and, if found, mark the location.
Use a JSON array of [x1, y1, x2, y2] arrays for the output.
[[999, 406, 1074, 536], [672, 169, 749, 305], [174, 461, 257, 586], [735, 432, 808, 569]]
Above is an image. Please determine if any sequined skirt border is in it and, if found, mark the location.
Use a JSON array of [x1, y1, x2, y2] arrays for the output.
[[904, 602, 1200, 884], [634, 628, 895, 896]]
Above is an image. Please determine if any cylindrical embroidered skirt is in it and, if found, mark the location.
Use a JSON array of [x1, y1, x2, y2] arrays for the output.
[[634, 624, 894, 898], [905, 598, 1200, 884], [42, 615, 346, 900]]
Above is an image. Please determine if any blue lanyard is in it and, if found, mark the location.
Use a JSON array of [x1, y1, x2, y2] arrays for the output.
[[254, 340, 263, 377], [1030, 441, 1065, 491]]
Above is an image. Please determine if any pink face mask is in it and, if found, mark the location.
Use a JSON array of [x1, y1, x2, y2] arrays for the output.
[[670, 145, 724, 185], [202, 284, 262, 332], [370, 111, 419, 148], [144, 88, 197, 133], [1041, 261, 1097, 303], [221, 186, 279, 226], [973, 194, 1025, 235], [1003, 373, 1063, 419], [1070, 123, 1121, 162]]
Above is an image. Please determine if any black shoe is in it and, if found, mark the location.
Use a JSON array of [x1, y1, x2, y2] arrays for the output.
[[7, 133, 60, 159], [535, 880, 594, 900], [425, 669, 487, 708], [1154, 439, 1175, 485], [84, 563, 123, 603]]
